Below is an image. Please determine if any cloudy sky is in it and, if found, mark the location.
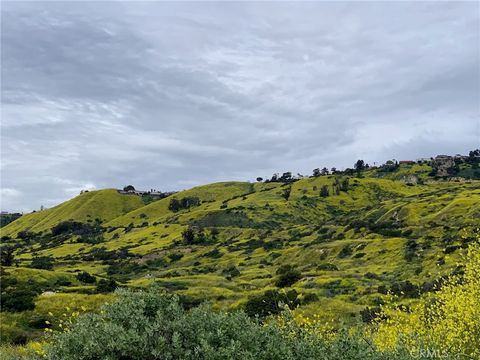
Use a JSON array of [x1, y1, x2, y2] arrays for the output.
[[1, 1, 479, 212]]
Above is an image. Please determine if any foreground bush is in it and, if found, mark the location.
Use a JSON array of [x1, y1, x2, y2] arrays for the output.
[[4, 287, 417, 360], [372, 232, 480, 358]]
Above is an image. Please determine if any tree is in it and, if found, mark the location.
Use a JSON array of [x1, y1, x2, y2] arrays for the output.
[[0, 287, 37, 312], [182, 226, 196, 244], [30, 256, 55, 270], [77, 271, 96, 284], [0, 246, 15, 266], [123, 185, 135, 192], [312, 168, 320, 177], [169, 197, 201, 212], [275, 265, 302, 288], [256, 177, 263, 182], [244, 289, 300, 317], [340, 178, 349, 192], [321, 167, 329, 176], [279, 172, 293, 183], [320, 185, 329, 197], [331, 167, 337, 174], [282, 186, 292, 200], [354, 160, 365, 173], [210, 227, 219, 238], [96, 278, 118, 293]]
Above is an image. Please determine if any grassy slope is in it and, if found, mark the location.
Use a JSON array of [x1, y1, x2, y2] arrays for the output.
[[1, 165, 480, 342], [1, 189, 146, 236]]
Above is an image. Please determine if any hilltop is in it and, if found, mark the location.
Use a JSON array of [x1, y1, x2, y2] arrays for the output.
[[0, 151, 479, 344]]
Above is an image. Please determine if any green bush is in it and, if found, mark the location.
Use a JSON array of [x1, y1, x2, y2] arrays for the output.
[[8, 287, 419, 360], [275, 265, 302, 288], [95, 279, 118, 293], [244, 289, 300, 318], [29, 256, 55, 270], [76, 271, 96, 284]]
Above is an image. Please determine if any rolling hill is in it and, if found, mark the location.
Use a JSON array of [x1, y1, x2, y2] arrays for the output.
[[1, 156, 479, 345]]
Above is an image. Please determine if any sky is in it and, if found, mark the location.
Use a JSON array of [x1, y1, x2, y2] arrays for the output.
[[1, 1, 479, 212]]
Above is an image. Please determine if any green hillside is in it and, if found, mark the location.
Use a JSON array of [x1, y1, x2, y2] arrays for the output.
[[1, 189, 147, 236], [1, 156, 479, 347]]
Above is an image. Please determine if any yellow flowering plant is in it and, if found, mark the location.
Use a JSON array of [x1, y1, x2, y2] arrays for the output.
[[371, 230, 480, 358]]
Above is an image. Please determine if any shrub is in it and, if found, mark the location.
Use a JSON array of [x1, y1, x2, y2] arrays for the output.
[[244, 289, 300, 318], [169, 197, 200, 212], [221, 266, 240, 279], [338, 245, 353, 258], [30, 256, 55, 270], [317, 263, 339, 271], [168, 253, 184, 262], [0, 246, 15, 266], [0, 287, 37, 312], [319, 185, 329, 197], [95, 279, 118, 293], [360, 307, 385, 323], [8, 287, 419, 359], [76, 271, 96, 284], [275, 265, 302, 288]]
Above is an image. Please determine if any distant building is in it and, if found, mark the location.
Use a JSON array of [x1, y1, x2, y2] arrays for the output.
[[117, 189, 176, 198]]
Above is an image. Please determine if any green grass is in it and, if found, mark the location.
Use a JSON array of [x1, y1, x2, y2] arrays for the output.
[[1, 189, 146, 236]]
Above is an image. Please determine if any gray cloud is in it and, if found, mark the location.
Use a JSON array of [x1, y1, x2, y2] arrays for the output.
[[1, 1, 479, 212]]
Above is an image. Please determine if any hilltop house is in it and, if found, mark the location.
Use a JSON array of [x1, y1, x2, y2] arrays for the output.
[[117, 188, 176, 198]]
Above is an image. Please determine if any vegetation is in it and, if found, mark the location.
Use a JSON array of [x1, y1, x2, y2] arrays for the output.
[[0, 151, 479, 358], [1, 287, 416, 360]]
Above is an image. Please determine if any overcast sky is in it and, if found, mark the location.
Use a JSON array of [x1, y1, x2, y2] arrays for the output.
[[1, 1, 479, 212]]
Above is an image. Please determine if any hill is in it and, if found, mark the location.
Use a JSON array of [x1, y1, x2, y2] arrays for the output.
[[1, 153, 479, 346], [1, 189, 147, 236]]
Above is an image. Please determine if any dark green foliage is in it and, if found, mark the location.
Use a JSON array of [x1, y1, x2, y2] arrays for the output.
[[210, 227, 219, 238], [320, 185, 329, 197], [317, 263, 339, 271], [76, 271, 96, 284], [360, 307, 386, 323], [181, 226, 196, 243], [275, 265, 302, 287], [354, 160, 365, 173], [222, 265, 240, 279], [169, 196, 200, 212], [30, 256, 55, 270], [202, 248, 223, 259], [338, 244, 353, 258], [389, 281, 420, 298], [1, 288, 36, 312], [340, 178, 350, 192], [17, 287, 413, 360], [405, 239, 418, 261], [0, 246, 15, 266], [106, 261, 146, 280], [282, 186, 292, 200], [195, 211, 255, 228], [51, 220, 104, 244], [0, 279, 39, 312], [17, 230, 36, 241], [95, 279, 118, 293], [244, 289, 300, 317], [0, 213, 21, 228], [168, 252, 184, 262]]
